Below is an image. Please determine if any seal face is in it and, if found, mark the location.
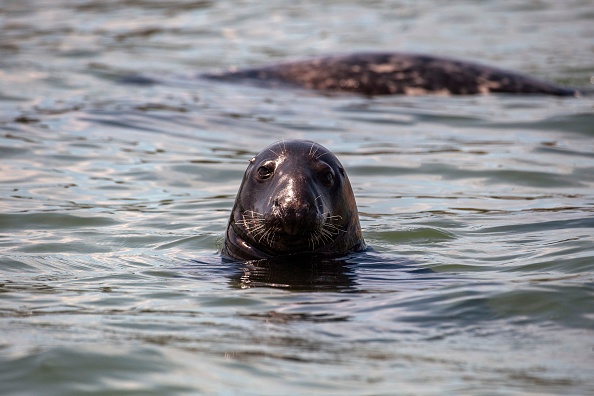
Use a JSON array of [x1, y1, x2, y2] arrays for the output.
[[222, 140, 366, 261]]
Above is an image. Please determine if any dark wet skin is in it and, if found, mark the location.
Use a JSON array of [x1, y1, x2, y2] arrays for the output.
[[222, 140, 366, 261], [204, 52, 580, 96]]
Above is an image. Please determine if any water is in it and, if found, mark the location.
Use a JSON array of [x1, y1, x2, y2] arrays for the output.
[[1, 0, 594, 394]]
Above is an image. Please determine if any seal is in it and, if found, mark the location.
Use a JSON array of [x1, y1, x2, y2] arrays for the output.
[[204, 52, 580, 96], [222, 140, 366, 261]]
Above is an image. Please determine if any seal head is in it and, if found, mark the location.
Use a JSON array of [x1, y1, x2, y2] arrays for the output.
[[222, 140, 366, 260]]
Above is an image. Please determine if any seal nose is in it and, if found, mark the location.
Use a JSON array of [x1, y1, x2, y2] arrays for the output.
[[273, 198, 309, 234], [272, 194, 319, 236]]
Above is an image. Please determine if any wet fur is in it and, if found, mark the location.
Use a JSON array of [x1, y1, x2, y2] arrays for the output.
[[204, 52, 580, 96]]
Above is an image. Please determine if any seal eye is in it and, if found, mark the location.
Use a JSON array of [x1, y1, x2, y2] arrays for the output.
[[257, 165, 274, 180], [321, 171, 335, 188]]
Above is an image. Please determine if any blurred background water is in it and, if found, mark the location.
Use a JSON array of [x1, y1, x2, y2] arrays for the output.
[[1, 0, 594, 394]]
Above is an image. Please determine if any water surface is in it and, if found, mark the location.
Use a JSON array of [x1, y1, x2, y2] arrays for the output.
[[1, 1, 594, 395]]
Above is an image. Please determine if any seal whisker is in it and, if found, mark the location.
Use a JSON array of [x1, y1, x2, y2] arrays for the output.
[[312, 145, 329, 160], [324, 224, 345, 235], [250, 223, 267, 236], [257, 227, 273, 243], [311, 231, 323, 250], [238, 210, 268, 239], [258, 229, 268, 244], [309, 144, 319, 159], [309, 142, 316, 157], [308, 234, 316, 252], [320, 227, 335, 241], [322, 221, 345, 235]]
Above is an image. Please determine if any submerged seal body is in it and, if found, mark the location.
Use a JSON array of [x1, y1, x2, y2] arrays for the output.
[[205, 52, 579, 96], [222, 140, 366, 261]]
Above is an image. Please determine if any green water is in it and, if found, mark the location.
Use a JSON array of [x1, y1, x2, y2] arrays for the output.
[[1, 1, 594, 394]]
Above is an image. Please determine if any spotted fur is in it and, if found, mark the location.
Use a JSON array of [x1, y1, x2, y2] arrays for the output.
[[204, 52, 579, 96]]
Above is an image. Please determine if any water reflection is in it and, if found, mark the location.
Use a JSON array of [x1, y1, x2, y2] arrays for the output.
[[229, 255, 358, 291], [223, 251, 436, 291]]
